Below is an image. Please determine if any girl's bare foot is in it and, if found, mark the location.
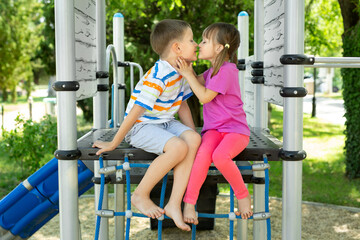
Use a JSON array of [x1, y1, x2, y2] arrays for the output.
[[164, 203, 191, 231], [183, 203, 198, 225], [131, 191, 164, 219], [235, 194, 253, 219]]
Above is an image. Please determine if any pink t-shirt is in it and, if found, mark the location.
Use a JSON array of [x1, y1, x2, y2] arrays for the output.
[[202, 61, 250, 136]]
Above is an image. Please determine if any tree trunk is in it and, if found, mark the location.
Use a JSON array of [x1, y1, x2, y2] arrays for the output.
[[338, 0, 360, 179]]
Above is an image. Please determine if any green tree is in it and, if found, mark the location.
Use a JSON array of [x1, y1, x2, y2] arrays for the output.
[[0, 0, 43, 102], [338, 0, 360, 179]]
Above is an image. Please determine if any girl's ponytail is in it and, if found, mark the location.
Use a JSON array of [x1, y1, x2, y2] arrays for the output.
[[203, 23, 240, 78]]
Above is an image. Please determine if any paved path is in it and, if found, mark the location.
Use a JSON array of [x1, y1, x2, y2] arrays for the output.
[[303, 95, 345, 125]]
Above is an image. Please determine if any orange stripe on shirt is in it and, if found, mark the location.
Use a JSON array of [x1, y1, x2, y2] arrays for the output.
[[153, 100, 182, 111], [143, 81, 163, 93], [166, 75, 182, 87], [131, 95, 137, 101], [144, 67, 153, 79]]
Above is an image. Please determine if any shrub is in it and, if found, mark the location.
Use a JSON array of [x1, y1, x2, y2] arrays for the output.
[[1, 114, 57, 178]]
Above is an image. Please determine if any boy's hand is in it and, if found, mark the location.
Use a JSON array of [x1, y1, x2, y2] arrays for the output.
[[175, 57, 194, 79], [92, 140, 116, 155]]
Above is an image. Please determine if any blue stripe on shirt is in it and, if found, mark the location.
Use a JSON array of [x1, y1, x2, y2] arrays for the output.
[[134, 101, 152, 111], [153, 61, 177, 83], [183, 92, 193, 101], [142, 115, 160, 120], [156, 92, 184, 104]]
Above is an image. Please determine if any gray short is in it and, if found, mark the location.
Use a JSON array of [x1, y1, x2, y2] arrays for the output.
[[125, 119, 194, 155]]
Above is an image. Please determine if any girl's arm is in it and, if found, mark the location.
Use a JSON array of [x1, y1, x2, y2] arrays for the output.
[[92, 104, 146, 155], [176, 58, 217, 104], [178, 101, 196, 131]]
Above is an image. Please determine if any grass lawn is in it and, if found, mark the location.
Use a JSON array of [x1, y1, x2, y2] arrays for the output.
[[257, 105, 359, 207]]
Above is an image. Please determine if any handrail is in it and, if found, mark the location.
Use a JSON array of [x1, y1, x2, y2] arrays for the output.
[[106, 45, 119, 128]]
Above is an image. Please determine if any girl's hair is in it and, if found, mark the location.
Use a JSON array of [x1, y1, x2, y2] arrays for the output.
[[150, 19, 191, 56], [203, 23, 240, 77]]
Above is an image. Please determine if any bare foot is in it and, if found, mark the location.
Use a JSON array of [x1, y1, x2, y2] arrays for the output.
[[235, 194, 253, 219], [164, 203, 191, 231], [131, 191, 164, 219], [183, 203, 198, 225]]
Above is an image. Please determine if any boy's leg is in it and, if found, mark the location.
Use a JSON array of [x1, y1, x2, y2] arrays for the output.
[[131, 136, 188, 219], [212, 133, 252, 219], [128, 123, 189, 220], [182, 130, 223, 224], [163, 129, 201, 230]]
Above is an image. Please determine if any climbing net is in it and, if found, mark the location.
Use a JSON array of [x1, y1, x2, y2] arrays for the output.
[[94, 154, 271, 240]]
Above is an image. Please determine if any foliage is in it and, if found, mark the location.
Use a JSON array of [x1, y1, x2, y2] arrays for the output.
[[36, 0, 55, 76], [0, 0, 44, 102], [305, 0, 343, 57], [0, 114, 57, 178], [341, 24, 360, 179]]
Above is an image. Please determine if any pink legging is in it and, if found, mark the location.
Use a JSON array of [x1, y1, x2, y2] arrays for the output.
[[183, 130, 250, 205]]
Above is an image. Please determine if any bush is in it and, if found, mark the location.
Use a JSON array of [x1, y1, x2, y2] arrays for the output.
[[1, 114, 57, 178]]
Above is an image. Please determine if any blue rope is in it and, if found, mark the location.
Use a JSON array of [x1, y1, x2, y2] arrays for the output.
[[94, 156, 105, 240], [191, 223, 196, 240], [125, 155, 131, 240], [94, 156, 272, 239], [263, 155, 271, 240], [229, 187, 234, 240], [158, 174, 168, 240]]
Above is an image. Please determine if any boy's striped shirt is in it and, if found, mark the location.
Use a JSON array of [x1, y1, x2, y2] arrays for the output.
[[125, 60, 193, 123]]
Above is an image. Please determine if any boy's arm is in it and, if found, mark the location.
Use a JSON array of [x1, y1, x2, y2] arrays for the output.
[[178, 101, 196, 131], [176, 58, 218, 104], [92, 104, 146, 155]]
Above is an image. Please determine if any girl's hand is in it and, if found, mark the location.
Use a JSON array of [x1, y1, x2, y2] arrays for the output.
[[92, 140, 116, 155], [175, 57, 195, 78]]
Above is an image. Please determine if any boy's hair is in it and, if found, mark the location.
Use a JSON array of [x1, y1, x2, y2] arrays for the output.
[[203, 22, 240, 77], [150, 19, 191, 56]]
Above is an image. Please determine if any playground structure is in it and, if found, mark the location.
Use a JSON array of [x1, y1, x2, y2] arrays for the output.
[[2, 0, 360, 239]]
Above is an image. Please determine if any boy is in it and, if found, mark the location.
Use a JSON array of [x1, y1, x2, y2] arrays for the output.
[[92, 19, 200, 231]]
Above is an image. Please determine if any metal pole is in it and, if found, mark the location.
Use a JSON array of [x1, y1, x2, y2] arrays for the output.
[[94, 0, 109, 239], [314, 56, 360, 63], [282, 0, 304, 239], [28, 96, 33, 120], [54, 0, 79, 239], [237, 10, 249, 240], [304, 63, 360, 68], [238, 11, 249, 99], [253, 1, 267, 239], [113, 13, 125, 240], [1, 104, 4, 129], [311, 68, 316, 118]]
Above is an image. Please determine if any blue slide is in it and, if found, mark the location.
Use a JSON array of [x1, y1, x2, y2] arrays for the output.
[[0, 158, 94, 239]]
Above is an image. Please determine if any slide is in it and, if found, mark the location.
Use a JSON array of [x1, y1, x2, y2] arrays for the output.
[[0, 158, 94, 240]]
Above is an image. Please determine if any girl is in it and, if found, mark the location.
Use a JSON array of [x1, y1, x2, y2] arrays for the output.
[[175, 22, 252, 225]]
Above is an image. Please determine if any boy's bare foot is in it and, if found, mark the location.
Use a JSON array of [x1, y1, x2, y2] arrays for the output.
[[235, 194, 253, 219], [131, 191, 164, 219], [183, 203, 198, 225], [164, 203, 191, 231]]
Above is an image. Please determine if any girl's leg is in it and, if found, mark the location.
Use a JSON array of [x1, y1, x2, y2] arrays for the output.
[[164, 130, 201, 231], [183, 130, 222, 224], [212, 133, 252, 219]]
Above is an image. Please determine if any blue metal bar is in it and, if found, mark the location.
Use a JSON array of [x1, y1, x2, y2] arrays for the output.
[[116, 163, 150, 170]]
